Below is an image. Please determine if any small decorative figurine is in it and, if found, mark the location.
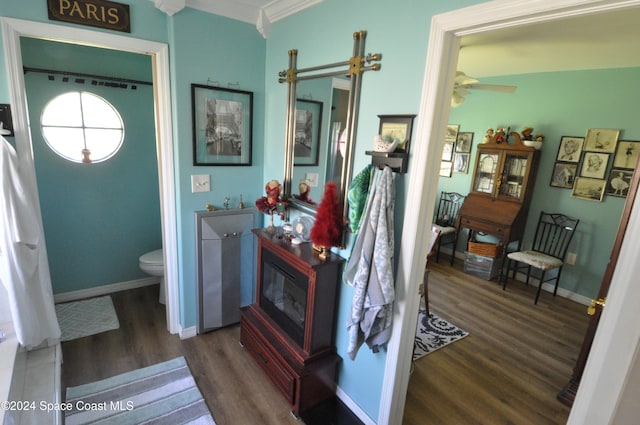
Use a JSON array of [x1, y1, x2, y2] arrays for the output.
[[483, 128, 494, 144], [294, 179, 315, 204], [495, 127, 507, 144], [521, 126, 534, 141]]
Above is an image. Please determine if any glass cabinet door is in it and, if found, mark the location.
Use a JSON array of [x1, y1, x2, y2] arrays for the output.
[[498, 153, 529, 200], [473, 152, 499, 194]]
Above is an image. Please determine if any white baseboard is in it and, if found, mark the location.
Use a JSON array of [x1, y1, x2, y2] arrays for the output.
[[179, 326, 197, 340], [336, 385, 375, 425], [53, 277, 160, 304]]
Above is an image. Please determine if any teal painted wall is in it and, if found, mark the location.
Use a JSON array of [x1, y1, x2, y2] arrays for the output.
[[265, 0, 487, 420], [21, 39, 161, 294], [440, 68, 638, 299], [167, 8, 266, 328]]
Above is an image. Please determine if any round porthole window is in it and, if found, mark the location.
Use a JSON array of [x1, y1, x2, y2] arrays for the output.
[[41, 91, 124, 163]]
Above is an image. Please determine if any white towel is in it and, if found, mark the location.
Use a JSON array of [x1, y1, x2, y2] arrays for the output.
[[344, 166, 395, 360]]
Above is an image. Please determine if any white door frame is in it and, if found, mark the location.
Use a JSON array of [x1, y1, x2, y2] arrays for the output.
[[0, 17, 180, 335], [381, 1, 640, 424]]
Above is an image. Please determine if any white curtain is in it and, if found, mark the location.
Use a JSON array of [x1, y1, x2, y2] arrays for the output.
[[0, 135, 60, 349]]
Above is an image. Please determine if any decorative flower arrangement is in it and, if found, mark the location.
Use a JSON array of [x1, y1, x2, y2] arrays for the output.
[[310, 182, 343, 259]]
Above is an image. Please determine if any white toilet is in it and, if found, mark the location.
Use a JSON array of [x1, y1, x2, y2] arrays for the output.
[[139, 249, 165, 304]]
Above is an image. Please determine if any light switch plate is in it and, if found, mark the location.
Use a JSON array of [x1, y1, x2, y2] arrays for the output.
[[191, 174, 210, 193], [306, 173, 319, 187]]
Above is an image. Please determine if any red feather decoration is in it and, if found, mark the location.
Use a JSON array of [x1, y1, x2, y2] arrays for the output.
[[310, 182, 343, 248]]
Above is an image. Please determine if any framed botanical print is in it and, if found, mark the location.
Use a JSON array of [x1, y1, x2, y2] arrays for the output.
[[613, 140, 640, 170], [550, 162, 577, 189], [572, 177, 606, 202], [607, 169, 634, 198], [583, 128, 620, 153], [192, 84, 253, 166], [580, 152, 609, 179], [556, 136, 584, 162], [294, 99, 323, 166]]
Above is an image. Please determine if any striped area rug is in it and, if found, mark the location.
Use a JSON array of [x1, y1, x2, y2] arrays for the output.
[[65, 357, 216, 425]]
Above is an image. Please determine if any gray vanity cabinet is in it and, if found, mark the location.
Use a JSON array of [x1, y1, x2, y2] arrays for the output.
[[195, 208, 257, 333]]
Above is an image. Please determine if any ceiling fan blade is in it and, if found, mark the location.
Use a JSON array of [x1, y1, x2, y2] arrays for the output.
[[455, 71, 479, 86], [451, 91, 466, 108], [466, 83, 517, 93]]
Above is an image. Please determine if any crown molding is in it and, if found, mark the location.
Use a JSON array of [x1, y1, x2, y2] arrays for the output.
[[150, 0, 186, 16], [184, 0, 323, 37]]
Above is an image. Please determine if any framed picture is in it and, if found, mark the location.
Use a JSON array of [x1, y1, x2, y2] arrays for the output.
[[583, 128, 620, 153], [0, 104, 14, 137], [377, 114, 416, 153], [294, 99, 323, 166], [556, 136, 584, 162], [439, 161, 452, 177], [607, 169, 634, 198], [550, 162, 578, 189], [453, 153, 470, 173], [580, 152, 609, 179], [191, 84, 253, 166], [613, 140, 640, 170], [442, 141, 454, 161], [455, 132, 473, 153], [446, 124, 460, 142], [572, 177, 606, 202]]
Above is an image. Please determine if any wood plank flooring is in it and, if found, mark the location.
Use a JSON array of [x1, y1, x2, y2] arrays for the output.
[[403, 259, 590, 425], [61, 286, 305, 425], [60, 257, 589, 425]]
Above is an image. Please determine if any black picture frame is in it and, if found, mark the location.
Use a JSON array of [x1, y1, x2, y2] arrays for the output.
[[556, 136, 584, 163], [453, 153, 470, 173], [612, 140, 640, 170], [455, 132, 473, 153], [377, 114, 416, 153], [607, 169, 634, 198], [294, 99, 323, 166], [0, 104, 14, 137], [550, 162, 578, 189], [191, 84, 253, 166]]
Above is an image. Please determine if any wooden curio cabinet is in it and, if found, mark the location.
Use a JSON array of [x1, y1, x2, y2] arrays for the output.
[[456, 133, 541, 256], [240, 229, 344, 416]]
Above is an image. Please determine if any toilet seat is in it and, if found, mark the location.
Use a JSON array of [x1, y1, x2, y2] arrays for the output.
[[139, 249, 163, 266]]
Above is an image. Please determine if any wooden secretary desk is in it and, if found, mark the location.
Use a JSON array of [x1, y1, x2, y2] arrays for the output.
[[455, 132, 541, 258]]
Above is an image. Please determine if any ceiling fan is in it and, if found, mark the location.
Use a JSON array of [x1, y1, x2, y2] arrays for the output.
[[451, 71, 517, 108]]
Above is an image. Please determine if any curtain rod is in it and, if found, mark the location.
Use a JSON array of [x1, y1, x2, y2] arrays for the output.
[[23, 66, 152, 86]]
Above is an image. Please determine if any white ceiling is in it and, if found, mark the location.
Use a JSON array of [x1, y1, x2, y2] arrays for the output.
[[457, 6, 640, 78]]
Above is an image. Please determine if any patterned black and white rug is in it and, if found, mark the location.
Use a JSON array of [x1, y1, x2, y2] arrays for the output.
[[413, 308, 469, 361]]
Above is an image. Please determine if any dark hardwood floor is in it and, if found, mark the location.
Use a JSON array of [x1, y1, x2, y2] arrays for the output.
[[403, 258, 590, 425], [60, 285, 360, 425]]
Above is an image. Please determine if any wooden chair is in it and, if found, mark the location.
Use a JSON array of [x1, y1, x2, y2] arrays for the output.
[[421, 226, 441, 315], [432, 191, 465, 265], [501, 211, 579, 304]]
